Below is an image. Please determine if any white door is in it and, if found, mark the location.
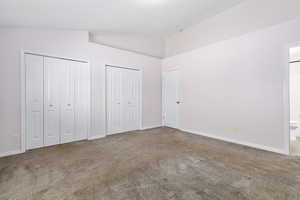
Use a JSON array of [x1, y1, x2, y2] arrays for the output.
[[106, 67, 123, 135], [60, 60, 75, 144], [164, 70, 179, 128], [44, 57, 62, 146], [25, 54, 44, 149], [25, 55, 90, 149], [123, 69, 140, 132], [106, 66, 141, 134], [74, 62, 90, 141]]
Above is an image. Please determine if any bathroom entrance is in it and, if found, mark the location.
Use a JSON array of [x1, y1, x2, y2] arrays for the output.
[[290, 46, 300, 156]]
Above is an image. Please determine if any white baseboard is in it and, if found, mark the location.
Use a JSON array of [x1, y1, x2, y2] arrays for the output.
[[0, 149, 24, 158], [1, 129, 286, 158], [181, 129, 287, 155], [0, 135, 107, 158], [141, 125, 162, 130], [88, 134, 106, 140]]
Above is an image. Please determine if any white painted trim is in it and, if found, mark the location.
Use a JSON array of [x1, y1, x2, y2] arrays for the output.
[[181, 129, 287, 155], [141, 125, 162, 130], [104, 65, 108, 137], [139, 70, 143, 130], [20, 49, 26, 153], [86, 61, 92, 141], [88, 134, 106, 140], [283, 45, 291, 155], [22, 50, 89, 63], [162, 66, 181, 73], [283, 42, 300, 155], [162, 73, 165, 126], [93, 42, 163, 59], [106, 64, 141, 71], [0, 150, 24, 158]]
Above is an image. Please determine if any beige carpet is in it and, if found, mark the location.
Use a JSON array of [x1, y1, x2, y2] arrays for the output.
[[1, 127, 300, 200]]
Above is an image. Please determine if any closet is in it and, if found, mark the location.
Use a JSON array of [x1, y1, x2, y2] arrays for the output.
[[106, 66, 141, 135], [25, 53, 90, 150]]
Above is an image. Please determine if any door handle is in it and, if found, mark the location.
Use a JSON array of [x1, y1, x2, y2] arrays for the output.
[[49, 104, 54, 107], [176, 101, 180, 104]]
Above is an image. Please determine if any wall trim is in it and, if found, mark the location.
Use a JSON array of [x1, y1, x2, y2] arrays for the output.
[[141, 125, 162, 130], [0, 133, 104, 158], [20, 50, 26, 153], [181, 128, 287, 155], [90, 41, 164, 59], [283, 41, 300, 156], [88, 135, 106, 140], [0, 150, 24, 158]]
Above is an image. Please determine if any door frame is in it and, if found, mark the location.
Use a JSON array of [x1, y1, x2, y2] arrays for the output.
[[283, 42, 300, 155], [105, 64, 143, 136], [162, 67, 180, 129], [20, 50, 91, 152]]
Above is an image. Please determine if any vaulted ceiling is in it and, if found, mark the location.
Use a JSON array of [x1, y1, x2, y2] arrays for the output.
[[0, 0, 244, 36]]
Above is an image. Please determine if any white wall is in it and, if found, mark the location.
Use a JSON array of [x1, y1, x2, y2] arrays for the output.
[[88, 43, 162, 137], [0, 28, 162, 156], [163, 18, 300, 154], [165, 0, 300, 57], [90, 32, 165, 58]]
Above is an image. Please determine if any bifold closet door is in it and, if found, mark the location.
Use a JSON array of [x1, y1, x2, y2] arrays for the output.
[[44, 58, 90, 145], [25, 54, 44, 150], [26, 55, 90, 149], [107, 67, 140, 135], [44, 57, 62, 147], [106, 67, 123, 135], [60, 60, 76, 144], [74, 62, 90, 141], [122, 70, 140, 132], [60, 61, 90, 143]]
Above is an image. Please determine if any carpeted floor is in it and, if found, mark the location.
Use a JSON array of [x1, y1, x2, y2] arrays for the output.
[[1, 127, 300, 200]]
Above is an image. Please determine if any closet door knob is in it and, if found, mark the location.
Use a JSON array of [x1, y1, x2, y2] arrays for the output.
[[67, 104, 71, 106], [49, 104, 54, 107]]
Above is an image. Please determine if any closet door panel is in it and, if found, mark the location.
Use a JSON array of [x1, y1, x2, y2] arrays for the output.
[[131, 70, 141, 130], [44, 57, 62, 146], [60, 61, 76, 143], [25, 54, 44, 149], [74, 62, 90, 141], [122, 70, 140, 132], [107, 67, 122, 134]]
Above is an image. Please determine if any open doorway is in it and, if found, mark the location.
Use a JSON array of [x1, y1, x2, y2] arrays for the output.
[[290, 47, 300, 156]]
